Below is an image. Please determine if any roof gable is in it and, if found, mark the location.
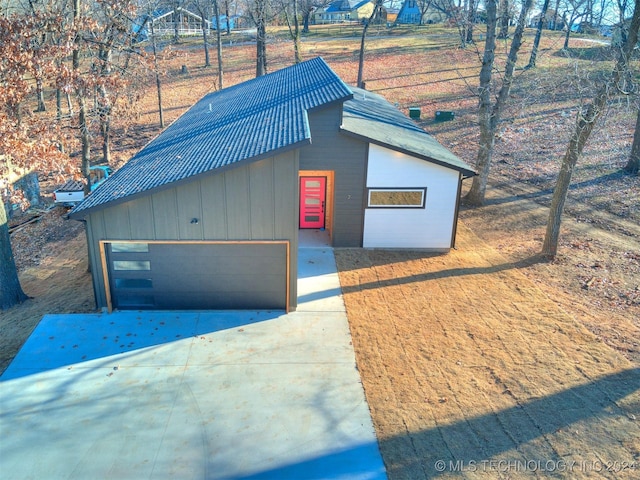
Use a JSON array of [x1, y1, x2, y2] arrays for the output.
[[71, 57, 352, 217], [325, 0, 371, 12], [341, 88, 476, 177]]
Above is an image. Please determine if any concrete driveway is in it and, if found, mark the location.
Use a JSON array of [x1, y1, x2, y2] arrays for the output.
[[0, 246, 386, 479]]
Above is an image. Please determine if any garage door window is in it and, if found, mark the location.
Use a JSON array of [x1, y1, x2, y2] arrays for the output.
[[111, 242, 149, 253], [368, 188, 426, 208], [113, 260, 151, 271], [115, 278, 153, 289]]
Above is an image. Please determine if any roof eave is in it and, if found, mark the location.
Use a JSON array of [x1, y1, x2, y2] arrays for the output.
[[339, 127, 477, 178], [68, 138, 312, 221]]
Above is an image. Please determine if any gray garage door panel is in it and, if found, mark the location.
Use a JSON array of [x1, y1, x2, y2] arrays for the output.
[[106, 242, 287, 310]]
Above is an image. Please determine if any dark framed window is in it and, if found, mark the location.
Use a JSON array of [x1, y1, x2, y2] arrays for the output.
[[367, 188, 426, 208]]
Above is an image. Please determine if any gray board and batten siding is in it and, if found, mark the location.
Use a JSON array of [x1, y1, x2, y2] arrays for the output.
[[84, 152, 299, 311], [300, 103, 368, 247]]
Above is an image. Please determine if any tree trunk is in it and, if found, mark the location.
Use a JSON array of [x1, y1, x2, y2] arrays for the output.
[[97, 43, 113, 166], [101, 113, 111, 165], [552, 0, 561, 29], [542, 0, 640, 257], [202, 24, 211, 67], [466, 0, 475, 43], [78, 93, 91, 194], [357, 0, 382, 88], [256, 19, 267, 76], [56, 87, 62, 121], [285, 0, 302, 64], [292, 0, 301, 63], [66, 92, 74, 115], [466, 0, 533, 205], [72, 0, 91, 194], [224, 0, 231, 35], [563, 14, 571, 49], [173, 5, 181, 44], [254, 0, 268, 77], [35, 75, 46, 112], [526, 0, 551, 68], [498, 0, 510, 38], [214, 0, 224, 88], [303, 11, 310, 33], [0, 204, 29, 310], [542, 106, 596, 256], [624, 107, 640, 174], [151, 21, 164, 128]]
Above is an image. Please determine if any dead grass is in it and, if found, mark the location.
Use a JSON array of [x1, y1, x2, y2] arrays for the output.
[[336, 226, 639, 478]]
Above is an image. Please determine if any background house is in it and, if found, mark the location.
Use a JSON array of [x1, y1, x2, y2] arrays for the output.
[[70, 58, 475, 313], [527, 9, 566, 30], [395, 0, 446, 25], [314, 0, 375, 24], [211, 14, 243, 30], [134, 7, 210, 39]]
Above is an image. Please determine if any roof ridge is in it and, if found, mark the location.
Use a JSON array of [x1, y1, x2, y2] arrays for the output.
[[71, 57, 353, 217]]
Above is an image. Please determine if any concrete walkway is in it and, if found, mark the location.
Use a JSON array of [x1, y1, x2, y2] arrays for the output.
[[0, 246, 386, 480]]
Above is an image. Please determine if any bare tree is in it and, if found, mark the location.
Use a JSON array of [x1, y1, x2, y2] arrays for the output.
[[149, 16, 165, 128], [92, 0, 143, 165], [249, 0, 270, 76], [542, 0, 640, 257], [283, 0, 302, 63], [562, 0, 589, 49], [171, 0, 185, 43], [497, 0, 510, 38], [138, 0, 166, 127], [465, 0, 476, 42], [357, 0, 384, 88], [192, 0, 212, 67], [431, 0, 479, 47], [224, 0, 231, 34], [465, 0, 534, 205], [526, 0, 552, 68], [72, 0, 92, 195], [298, 0, 330, 32], [213, 0, 224, 88]]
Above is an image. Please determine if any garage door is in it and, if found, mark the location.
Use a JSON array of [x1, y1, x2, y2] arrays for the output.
[[103, 241, 289, 311]]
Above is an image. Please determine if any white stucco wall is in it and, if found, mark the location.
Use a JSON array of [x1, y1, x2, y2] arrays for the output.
[[363, 144, 460, 249]]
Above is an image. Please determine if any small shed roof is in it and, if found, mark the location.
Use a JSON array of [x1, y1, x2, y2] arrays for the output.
[[71, 57, 352, 217], [341, 88, 476, 178]]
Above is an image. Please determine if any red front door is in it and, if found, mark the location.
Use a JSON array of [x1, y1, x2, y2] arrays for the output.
[[300, 176, 326, 229]]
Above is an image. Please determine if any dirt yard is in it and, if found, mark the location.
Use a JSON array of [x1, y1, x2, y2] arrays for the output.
[[336, 189, 639, 479], [2, 29, 639, 479]]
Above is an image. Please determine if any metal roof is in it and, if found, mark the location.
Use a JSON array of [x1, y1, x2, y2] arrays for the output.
[[341, 88, 476, 178], [71, 57, 353, 217], [325, 0, 372, 13]]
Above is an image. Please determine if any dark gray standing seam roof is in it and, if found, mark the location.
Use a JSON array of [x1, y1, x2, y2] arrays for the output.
[[341, 88, 476, 178], [71, 57, 353, 217]]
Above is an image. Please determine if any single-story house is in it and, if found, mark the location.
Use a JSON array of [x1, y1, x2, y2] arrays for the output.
[[70, 57, 475, 313], [134, 7, 210, 39], [527, 9, 566, 30], [314, 0, 375, 24]]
